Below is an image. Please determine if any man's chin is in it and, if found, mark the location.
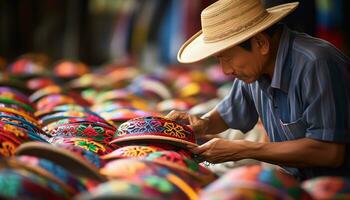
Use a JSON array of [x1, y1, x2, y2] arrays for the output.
[[238, 77, 256, 84]]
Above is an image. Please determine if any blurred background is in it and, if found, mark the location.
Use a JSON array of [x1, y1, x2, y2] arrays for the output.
[[0, 0, 349, 69], [0, 2, 349, 197]]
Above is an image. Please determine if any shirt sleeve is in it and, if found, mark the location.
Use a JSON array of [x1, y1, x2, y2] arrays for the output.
[[216, 80, 258, 133], [302, 59, 350, 142]]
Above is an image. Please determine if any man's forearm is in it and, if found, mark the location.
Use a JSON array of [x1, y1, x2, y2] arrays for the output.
[[239, 138, 345, 168], [201, 108, 229, 135]]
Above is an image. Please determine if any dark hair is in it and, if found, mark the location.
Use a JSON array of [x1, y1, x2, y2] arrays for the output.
[[238, 23, 283, 51]]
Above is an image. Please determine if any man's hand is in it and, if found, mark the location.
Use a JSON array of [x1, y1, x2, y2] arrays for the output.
[[165, 110, 209, 137], [188, 138, 246, 163]]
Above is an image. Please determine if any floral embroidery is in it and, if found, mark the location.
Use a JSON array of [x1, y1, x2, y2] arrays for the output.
[[73, 139, 106, 153], [120, 146, 157, 157], [113, 117, 196, 144], [163, 122, 186, 138], [0, 141, 16, 157], [77, 124, 101, 137], [3, 124, 26, 138]]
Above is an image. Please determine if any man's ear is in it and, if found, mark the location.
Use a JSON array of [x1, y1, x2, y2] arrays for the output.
[[252, 32, 270, 55]]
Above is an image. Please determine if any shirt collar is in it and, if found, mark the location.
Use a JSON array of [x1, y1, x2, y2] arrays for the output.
[[270, 25, 293, 93]]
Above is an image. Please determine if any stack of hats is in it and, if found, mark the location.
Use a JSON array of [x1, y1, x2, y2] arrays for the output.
[[0, 86, 49, 157], [2, 53, 350, 199], [198, 165, 313, 200], [77, 116, 217, 200]]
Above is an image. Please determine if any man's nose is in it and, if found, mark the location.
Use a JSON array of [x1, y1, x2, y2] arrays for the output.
[[220, 61, 234, 75]]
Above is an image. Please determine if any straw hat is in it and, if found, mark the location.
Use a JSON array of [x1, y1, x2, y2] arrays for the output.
[[177, 0, 299, 63]]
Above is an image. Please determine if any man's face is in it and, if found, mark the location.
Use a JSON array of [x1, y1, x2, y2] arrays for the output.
[[215, 44, 265, 84]]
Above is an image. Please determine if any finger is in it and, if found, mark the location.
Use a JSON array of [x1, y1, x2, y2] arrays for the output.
[[164, 110, 177, 119], [188, 115, 207, 135], [189, 143, 209, 155], [165, 110, 190, 124], [186, 144, 198, 149]]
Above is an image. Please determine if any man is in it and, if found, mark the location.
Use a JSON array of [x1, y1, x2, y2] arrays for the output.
[[166, 0, 350, 181]]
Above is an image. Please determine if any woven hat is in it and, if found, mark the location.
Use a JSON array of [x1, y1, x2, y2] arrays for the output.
[[177, 0, 299, 63]]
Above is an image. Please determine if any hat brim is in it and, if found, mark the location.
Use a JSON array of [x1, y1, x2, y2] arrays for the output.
[[15, 142, 106, 181], [110, 135, 198, 149], [177, 2, 299, 63]]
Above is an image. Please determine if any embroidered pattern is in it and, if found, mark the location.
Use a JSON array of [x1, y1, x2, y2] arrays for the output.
[[72, 138, 106, 154], [0, 141, 17, 157], [113, 116, 195, 145]]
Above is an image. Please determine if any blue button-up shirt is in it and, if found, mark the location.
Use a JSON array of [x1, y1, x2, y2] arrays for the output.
[[217, 25, 350, 180]]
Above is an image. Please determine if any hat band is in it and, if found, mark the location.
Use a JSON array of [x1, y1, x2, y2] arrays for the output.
[[203, 11, 269, 43]]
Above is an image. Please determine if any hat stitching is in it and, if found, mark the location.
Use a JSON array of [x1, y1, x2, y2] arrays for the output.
[[204, 11, 269, 42]]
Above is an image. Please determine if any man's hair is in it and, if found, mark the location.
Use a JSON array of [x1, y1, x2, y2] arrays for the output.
[[238, 23, 283, 51]]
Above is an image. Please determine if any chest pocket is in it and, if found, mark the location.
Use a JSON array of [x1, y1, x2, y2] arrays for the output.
[[280, 118, 307, 140], [273, 90, 307, 140]]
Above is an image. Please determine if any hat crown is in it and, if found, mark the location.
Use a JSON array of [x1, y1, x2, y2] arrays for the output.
[[201, 0, 268, 43]]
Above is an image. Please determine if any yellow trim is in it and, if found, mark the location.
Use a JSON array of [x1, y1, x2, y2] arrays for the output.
[[0, 107, 40, 127], [166, 173, 198, 200]]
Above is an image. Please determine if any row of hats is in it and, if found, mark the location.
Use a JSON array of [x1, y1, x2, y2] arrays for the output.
[[1, 53, 233, 115], [79, 163, 350, 200], [3, 143, 350, 200], [3, 54, 350, 199], [0, 86, 50, 157], [31, 78, 220, 197], [2, 101, 349, 200], [0, 73, 219, 199]]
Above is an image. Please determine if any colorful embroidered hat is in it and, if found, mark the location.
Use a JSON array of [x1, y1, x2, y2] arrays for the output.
[[49, 136, 113, 156], [1, 157, 73, 199], [127, 77, 172, 101], [14, 155, 94, 195], [15, 141, 107, 181], [8, 57, 46, 77], [79, 172, 200, 200], [0, 166, 68, 200], [0, 97, 35, 113], [0, 113, 49, 141], [99, 159, 201, 199], [101, 145, 167, 160], [0, 119, 47, 149], [111, 116, 197, 148], [199, 165, 312, 200], [39, 110, 107, 126], [26, 77, 55, 91], [0, 86, 32, 106], [302, 176, 350, 200], [46, 120, 117, 148], [66, 73, 92, 89], [0, 130, 21, 157], [52, 142, 105, 169], [53, 60, 89, 79], [102, 143, 194, 161], [74, 179, 160, 200], [36, 94, 75, 111], [0, 102, 36, 119], [0, 106, 40, 128], [100, 158, 167, 179], [99, 108, 159, 126], [29, 85, 62, 103], [141, 151, 216, 186], [6, 156, 75, 197], [42, 118, 104, 133]]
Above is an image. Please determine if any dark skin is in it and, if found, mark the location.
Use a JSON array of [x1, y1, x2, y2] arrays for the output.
[[166, 30, 345, 168]]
